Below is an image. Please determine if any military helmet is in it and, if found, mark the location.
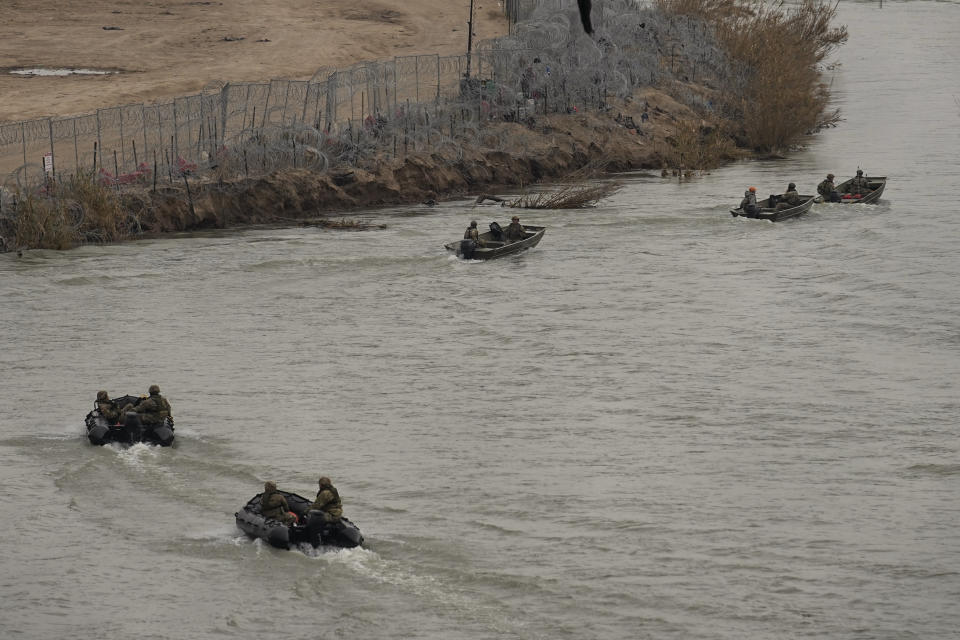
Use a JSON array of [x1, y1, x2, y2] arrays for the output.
[[318, 476, 332, 487], [827, 173, 834, 179], [511, 216, 520, 221], [97, 390, 109, 402], [788, 182, 796, 190], [264, 481, 277, 492], [148, 384, 160, 395], [856, 169, 864, 176], [469, 220, 477, 227]]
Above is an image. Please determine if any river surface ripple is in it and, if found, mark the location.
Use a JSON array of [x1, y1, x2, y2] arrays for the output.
[[1, 3, 959, 639]]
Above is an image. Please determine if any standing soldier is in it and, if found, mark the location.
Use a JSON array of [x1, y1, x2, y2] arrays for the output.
[[817, 173, 840, 202]]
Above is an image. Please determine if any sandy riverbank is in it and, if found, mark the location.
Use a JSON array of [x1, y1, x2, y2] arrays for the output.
[[0, 0, 507, 122]]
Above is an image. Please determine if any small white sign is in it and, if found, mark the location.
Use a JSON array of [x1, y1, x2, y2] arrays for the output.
[[43, 152, 54, 174]]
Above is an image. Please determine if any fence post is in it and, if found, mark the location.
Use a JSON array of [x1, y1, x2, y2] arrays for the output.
[[47, 118, 55, 177], [72, 118, 79, 172], [301, 82, 311, 126], [142, 104, 149, 163], [220, 83, 230, 146], [95, 110, 103, 170], [281, 81, 291, 126], [20, 123, 27, 173], [118, 107, 126, 171], [172, 100, 179, 161]]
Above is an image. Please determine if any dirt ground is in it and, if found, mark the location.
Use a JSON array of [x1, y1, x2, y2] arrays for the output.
[[0, 0, 508, 123]]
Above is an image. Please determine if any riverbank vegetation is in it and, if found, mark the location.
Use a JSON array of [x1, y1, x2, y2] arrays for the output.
[[656, 0, 847, 151], [1, 0, 847, 251]]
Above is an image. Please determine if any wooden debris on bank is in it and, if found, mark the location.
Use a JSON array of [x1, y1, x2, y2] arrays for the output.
[[508, 182, 622, 209], [296, 218, 386, 230]]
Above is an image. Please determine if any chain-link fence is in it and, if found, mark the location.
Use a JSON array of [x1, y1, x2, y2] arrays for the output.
[[1, 0, 724, 210]]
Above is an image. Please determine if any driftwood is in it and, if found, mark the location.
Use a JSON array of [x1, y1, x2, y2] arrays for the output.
[[508, 182, 622, 209]]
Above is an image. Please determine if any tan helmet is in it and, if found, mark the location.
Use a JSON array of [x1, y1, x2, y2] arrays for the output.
[[264, 481, 277, 493], [318, 476, 332, 487], [97, 390, 109, 402], [148, 384, 160, 395]]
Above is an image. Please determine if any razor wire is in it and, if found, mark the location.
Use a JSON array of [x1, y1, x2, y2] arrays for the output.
[[1, 0, 731, 213]]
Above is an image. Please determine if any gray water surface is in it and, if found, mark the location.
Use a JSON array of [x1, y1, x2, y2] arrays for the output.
[[2, 3, 959, 639]]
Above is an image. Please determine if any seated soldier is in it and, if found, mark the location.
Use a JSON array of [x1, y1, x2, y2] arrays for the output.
[[96, 390, 122, 424], [775, 182, 801, 210], [260, 481, 297, 525], [739, 187, 759, 216], [849, 169, 871, 194], [120, 384, 172, 426], [503, 215, 527, 242], [306, 476, 343, 523]]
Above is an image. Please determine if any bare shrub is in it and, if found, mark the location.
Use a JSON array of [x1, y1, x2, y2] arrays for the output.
[[658, 0, 847, 151]]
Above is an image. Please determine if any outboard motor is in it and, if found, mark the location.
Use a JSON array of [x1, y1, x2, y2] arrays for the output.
[[266, 525, 291, 549], [304, 512, 330, 547], [489, 221, 503, 241], [123, 412, 143, 444], [460, 239, 476, 259], [152, 421, 175, 447], [87, 422, 110, 446]]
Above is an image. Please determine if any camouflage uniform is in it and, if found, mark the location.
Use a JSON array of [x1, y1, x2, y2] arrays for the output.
[[96, 391, 122, 424], [849, 171, 871, 194], [775, 184, 801, 210], [817, 177, 836, 197], [260, 482, 296, 525], [121, 385, 172, 426], [307, 477, 343, 523], [504, 220, 526, 242], [464, 223, 481, 243]]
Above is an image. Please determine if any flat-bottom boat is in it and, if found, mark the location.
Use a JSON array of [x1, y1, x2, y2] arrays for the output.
[[235, 490, 364, 550], [446, 223, 546, 260], [829, 175, 886, 204], [731, 195, 816, 222]]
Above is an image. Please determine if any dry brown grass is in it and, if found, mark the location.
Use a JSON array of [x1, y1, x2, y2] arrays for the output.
[[657, 0, 847, 151], [508, 182, 622, 209], [11, 170, 130, 249]]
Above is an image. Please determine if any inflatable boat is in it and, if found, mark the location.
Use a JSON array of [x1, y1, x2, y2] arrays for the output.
[[84, 395, 175, 447], [235, 490, 364, 550]]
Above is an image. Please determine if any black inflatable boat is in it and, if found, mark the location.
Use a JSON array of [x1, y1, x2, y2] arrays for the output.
[[84, 395, 175, 447], [235, 490, 364, 550]]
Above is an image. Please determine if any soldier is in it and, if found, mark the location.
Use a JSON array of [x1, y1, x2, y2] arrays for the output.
[[306, 476, 343, 523], [260, 481, 297, 525], [739, 187, 759, 216], [463, 220, 482, 244], [503, 215, 527, 242], [817, 173, 840, 202], [120, 384, 172, 426], [95, 390, 122, 424], [775, 182, 801, 210], [849, 169, 871, 194]]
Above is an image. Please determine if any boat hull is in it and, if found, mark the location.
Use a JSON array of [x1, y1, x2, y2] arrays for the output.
[[235, 491, 364, 550], [731, 195, 815, 222], [831, 176, 886, 204], [85, 394, 175, 447], [446, 225, 546, 260]]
